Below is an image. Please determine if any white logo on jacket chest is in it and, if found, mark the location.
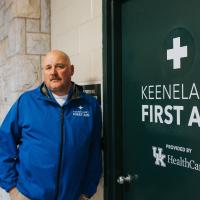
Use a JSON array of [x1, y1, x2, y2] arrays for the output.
[[72, 105, 90, 117]]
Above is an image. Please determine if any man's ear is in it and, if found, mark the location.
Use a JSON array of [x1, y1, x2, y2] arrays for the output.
[[70, 65, 74, 76]]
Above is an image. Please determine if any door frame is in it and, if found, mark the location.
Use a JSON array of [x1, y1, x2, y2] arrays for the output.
[[103, 1, 123, 200]]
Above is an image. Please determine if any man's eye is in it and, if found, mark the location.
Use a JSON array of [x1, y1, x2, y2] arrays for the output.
[[45, 66, 51, 70], [56, 64, 65, 69]]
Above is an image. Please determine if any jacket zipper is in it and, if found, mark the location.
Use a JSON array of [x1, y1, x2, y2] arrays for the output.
[[55, 107, 64, 200]]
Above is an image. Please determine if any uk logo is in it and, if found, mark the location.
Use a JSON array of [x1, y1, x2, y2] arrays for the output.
[[152, 146, 166, 167]]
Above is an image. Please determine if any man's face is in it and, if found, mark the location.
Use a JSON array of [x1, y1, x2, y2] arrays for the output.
[[43, 51, 74, 96]]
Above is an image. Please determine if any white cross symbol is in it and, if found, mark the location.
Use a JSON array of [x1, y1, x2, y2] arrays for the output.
[[78, 106, 83, 110], [167, 37, 188, 69]]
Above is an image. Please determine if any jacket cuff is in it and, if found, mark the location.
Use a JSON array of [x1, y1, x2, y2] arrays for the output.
[[0, 178, 17, 192], [80, 194, 90, 200], [82, 183, 97, 198]]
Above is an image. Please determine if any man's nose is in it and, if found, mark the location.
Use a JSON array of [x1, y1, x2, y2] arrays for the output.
[[50, 66, 57, 74]]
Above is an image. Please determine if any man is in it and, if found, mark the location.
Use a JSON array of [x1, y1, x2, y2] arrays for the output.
[[0, 50, 102, 200]]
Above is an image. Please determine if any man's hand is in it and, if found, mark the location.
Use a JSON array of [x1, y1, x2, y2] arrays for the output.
[[79, 194, 89, 200], [9, 187, 29, 200]]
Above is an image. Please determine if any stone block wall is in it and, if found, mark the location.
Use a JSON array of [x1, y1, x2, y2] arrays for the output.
[[0, 0, 50, 198], [0, 0, 50, 123]]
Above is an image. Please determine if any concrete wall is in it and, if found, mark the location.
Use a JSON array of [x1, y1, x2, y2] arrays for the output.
[[51, 0, 102, 85], [51, 0, 103, 199]]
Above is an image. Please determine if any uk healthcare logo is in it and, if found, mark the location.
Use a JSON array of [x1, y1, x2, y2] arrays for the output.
[[152, 146, 166, 167]]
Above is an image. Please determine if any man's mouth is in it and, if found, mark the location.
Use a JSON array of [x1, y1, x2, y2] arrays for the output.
[[50, 78, 61, 81]]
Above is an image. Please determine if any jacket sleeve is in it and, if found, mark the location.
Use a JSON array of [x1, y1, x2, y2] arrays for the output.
[[0, 100, 21, 191], [81, 101, 102, 198]]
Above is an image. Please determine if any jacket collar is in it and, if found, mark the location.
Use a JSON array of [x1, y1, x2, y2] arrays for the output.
[[40, 82, 82, 100]]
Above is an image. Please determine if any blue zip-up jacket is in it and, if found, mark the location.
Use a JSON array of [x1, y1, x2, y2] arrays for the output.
[[0, 83, 102, 200]]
